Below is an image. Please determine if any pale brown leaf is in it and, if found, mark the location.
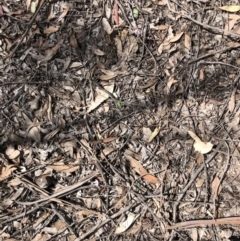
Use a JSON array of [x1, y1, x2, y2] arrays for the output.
[[5, 146, 20, 160], [0, 165, 17, 181], [102, 18, 112, 34], [184, 33, 191, 52], [228, 87, 236, 112], [44, 26, 60, 34], [47, 165, 79, 173], [115, 213, 140, 234], [188, 131, 213, 154], [91, 46, 105, 56], [87, 84, 114, 112], [28, 126, 41, 142], [169, 32, 184, 43], [219, 5, 240, 13]]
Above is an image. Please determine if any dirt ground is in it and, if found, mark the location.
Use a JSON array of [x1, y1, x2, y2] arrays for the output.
[[1, 0, 240, 240]]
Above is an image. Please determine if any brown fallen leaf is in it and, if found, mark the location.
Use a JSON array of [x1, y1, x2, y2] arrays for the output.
[[0, 165, 17, 181], [124, 150, 160, 184], [169, 32, 184, 43], [212, 176, 222, 197], [69, 32, 79, 50], [47, 164, 79, 173], [112, 1, 119, 25], [44, 26, 60, 34]]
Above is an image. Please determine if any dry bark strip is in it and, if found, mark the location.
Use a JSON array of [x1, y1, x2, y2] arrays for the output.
[[168, 216, 240, 229]]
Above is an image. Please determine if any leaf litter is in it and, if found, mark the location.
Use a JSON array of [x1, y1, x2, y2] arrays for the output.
[[1, 0, 240, 240]]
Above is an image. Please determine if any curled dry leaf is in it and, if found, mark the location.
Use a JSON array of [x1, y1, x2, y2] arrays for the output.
[[188, 131, 213, 154], [115, 213, 140, 234]]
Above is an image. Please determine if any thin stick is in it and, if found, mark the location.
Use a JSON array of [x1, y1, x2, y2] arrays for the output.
[[17, 171, 99, 205]]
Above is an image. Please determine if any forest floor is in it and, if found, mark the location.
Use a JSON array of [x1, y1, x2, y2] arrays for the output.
[[1, 0, 240, 240]]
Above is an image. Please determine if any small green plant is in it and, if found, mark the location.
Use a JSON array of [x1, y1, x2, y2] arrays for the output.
[[116, 102, 124, 108]]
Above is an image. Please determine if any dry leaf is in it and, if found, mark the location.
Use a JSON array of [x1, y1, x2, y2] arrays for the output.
[[112, 1, 119, 25], [5, 146, 20, 159], [0, 165, 17, 181], [157, 43, 163, 55], [28, 126, 41, 142], [199, 69, 204, 80], [228, 87, 236, 112], [212, 176, 222, 196], [26, 0, 31, 11], [188, 131, 213, 154], [57, 5, 69, 22], [184, 33, 191, 52], [115, 213, 140, 234], [87, 84, 114, 112], [167, 77, 178, 94], [70, 33, 79, 50], [148, 125, 161, 143], [219, 5, 240, 13], [124, 151, 160, 184], [152, 0, 167, 5], [47, 164, 79, 173], [225, 19, 238, 31], [102, 136, 117, 143], [169, 32, 184, 43], [196, 152, 204, 166], [190, 228, 198, 241], [102, 17, 112, 34], [91, 46, 105, 56], [99, 68, 117, 80], [44, 26, 60, 34]]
